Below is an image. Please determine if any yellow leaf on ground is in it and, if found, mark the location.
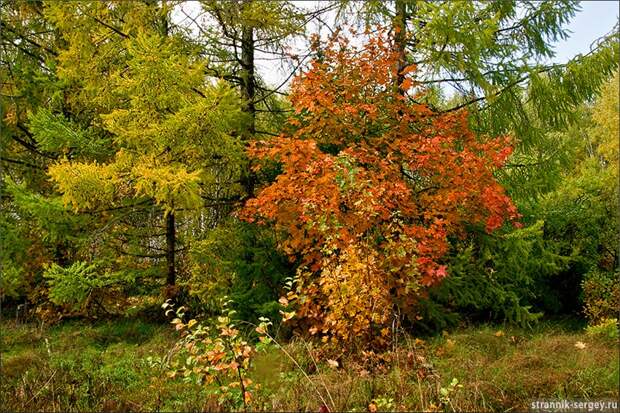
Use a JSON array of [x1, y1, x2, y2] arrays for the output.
[[574, 341, 587, 350]]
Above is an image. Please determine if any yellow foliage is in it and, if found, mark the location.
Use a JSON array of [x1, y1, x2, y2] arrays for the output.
[[291, 242, 394, 348], [48, 160, 119, 211], [131, 161, 203, 210], [591, 72, 619, 169]]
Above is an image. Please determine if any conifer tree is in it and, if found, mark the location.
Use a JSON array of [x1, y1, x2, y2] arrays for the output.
[[46, 4, 247, 287], [335, 1, 618, 147], [182, 0, 310, 196], [0, 0, 90, 298]]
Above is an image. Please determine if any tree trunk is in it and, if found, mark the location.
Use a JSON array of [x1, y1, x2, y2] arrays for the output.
[[240, 0, 256, 198], [166, 212, 176, 286], [54, 242, 69, 266], [152, 0, 176, 287], [241, 0, 256, 137], [393, 0, 408, 95]]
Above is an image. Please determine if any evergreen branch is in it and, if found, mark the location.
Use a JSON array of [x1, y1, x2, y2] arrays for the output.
[[85, 13, 130, 39], [0, 22, 58, 56], [11, 124, 59, 160], [251, 52, 312, 104], [440, 72, 537, 114], [118, 251, 166, 259], [2, 40, 48, 64], [0, 156, 42, 169], [439, 30, 617, 114], [255, 129, 279, 137], [86, 200, 154, 214]]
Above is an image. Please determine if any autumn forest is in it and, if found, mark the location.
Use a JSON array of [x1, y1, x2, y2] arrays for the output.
[[0, 1, 619, 411]]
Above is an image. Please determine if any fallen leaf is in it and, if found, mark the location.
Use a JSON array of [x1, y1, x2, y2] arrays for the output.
[[574, 341, 587, 350]]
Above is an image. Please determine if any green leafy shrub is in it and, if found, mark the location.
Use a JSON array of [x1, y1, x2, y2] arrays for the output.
[[161, 300, 271, 411], [187, 219, 291, 323], [0, 266, 25, 301], [0, 209, 29, 299], [586, 318, 619, 342], [582, 269, 620, 324]]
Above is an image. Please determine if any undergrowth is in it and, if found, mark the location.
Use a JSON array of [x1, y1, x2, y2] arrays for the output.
[[0, 318, 617, 412]]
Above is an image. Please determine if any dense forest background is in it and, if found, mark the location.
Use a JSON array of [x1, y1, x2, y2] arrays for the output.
[[0, 0, 618, 411]]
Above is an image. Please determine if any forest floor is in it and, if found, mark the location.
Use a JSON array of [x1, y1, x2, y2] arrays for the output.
[[0, 316, 617, 412]]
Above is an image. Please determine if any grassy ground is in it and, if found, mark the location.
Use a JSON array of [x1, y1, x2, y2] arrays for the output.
[[1, 317, 617, 412]]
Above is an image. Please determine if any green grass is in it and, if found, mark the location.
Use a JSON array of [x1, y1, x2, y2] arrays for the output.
[[1, 318, 617, 412], [244, 322, 618, 412], [0, 318, 206, 412], [424, 323, 619, 411]]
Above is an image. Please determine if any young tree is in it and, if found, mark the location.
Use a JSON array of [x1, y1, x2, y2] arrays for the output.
[[48, 27, 247, 287], [242, 32, 520, 348], [0, 0, 105, 299]]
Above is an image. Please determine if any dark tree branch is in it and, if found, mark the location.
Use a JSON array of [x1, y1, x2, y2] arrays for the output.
[[0, 156, 42, 169]]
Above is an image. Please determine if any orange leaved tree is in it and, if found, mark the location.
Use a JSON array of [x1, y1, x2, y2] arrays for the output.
[[241, 31, 520, 350]]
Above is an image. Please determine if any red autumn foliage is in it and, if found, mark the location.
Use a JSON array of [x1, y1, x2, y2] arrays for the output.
[[241, 31, 520, 348]]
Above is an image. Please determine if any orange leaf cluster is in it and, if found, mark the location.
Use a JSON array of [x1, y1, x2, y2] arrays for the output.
[[241, 31, 520, 348]]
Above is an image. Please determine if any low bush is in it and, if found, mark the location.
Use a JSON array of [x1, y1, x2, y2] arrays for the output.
[[582, 269, 620, 324]]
